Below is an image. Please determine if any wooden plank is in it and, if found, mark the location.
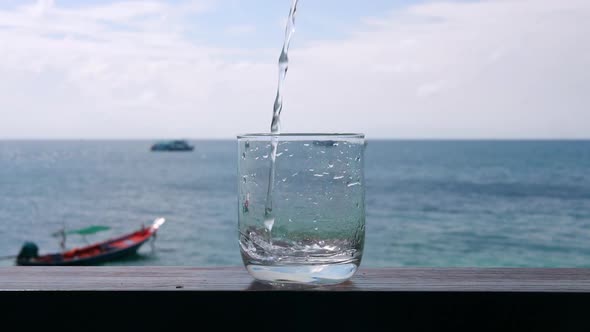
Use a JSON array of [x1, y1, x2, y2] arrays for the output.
[[2, 267, 590, 330], [1, 267, 590, 292]]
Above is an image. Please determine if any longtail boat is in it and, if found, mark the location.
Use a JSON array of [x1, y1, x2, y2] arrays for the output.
[[16, 218, 166, 266]]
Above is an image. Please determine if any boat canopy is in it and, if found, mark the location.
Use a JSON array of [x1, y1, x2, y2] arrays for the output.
[[52, 225, 111, 237]]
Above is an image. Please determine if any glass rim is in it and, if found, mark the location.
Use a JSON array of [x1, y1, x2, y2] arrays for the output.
[[237, 133, 365, 139]]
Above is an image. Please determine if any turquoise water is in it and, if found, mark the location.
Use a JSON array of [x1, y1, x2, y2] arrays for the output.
[[1, 140, 589, 267]]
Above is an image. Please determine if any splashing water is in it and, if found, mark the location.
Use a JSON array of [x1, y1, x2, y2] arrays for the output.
[[264, 0, 299, 237]]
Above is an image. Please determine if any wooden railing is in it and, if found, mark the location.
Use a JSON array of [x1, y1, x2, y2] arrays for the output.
[[2, 266, 590, 291], [1, 267, 589, 329]]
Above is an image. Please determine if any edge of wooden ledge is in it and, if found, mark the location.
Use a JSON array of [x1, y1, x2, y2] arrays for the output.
[[2, 267, 590, 292]]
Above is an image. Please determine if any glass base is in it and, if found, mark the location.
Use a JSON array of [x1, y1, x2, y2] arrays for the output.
[[245, 263, 358, 286]]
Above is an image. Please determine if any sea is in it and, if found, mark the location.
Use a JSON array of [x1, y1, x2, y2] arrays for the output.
[[1, 140, 589, 267]]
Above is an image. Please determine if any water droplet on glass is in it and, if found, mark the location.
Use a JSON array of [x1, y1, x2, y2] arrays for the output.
[[333, 176, 344, 180], [314, 227, 318, 231], [328, 164, 334, 168], [304, 143, 310, 147], [242, 152, 246, 159], [282, 178, 287, 182], [313, 219, 317, 223]]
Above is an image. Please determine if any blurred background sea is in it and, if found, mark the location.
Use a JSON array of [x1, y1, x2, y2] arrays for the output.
[[1, 140, 589, 267]]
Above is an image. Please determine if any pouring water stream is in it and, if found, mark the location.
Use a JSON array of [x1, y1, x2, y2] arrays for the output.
[[263, 0, 299, 243]]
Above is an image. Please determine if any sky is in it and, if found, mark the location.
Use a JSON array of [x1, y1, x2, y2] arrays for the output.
[[0, 0, 588, 139]]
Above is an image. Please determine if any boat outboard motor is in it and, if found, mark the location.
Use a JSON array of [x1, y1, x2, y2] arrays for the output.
[[17, 242, 39, 261]]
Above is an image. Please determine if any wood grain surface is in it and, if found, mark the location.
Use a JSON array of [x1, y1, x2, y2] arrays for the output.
[[2, 267, 590, 292]]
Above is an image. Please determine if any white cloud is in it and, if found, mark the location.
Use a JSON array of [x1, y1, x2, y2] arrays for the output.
[[0, 0, 588, 139], [282, 0, 590, 138], [27, 0, 54, 17]]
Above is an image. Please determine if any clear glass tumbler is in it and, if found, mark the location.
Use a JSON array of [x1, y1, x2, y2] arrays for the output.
[[237, 133, 366, 285]]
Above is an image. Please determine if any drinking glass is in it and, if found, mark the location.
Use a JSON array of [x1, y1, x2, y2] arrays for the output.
[[237, 133, 366, 285]]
